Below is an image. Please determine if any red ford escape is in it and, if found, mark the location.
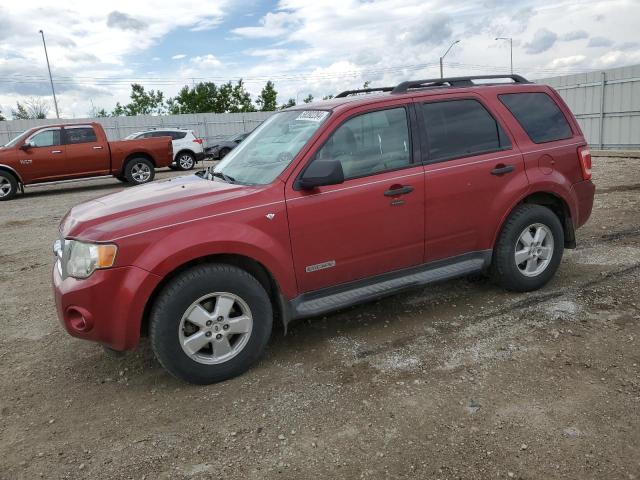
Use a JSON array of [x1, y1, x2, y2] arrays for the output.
[[53, 75, 595, 384]]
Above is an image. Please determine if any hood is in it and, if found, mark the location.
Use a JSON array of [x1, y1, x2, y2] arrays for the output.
[[60, 174, 269, 241]]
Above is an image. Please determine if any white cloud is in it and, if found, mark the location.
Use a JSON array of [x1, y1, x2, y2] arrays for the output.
[[1, 0, 640, 117], [190, 54, 222, 68], [172, 54, 187, 60]]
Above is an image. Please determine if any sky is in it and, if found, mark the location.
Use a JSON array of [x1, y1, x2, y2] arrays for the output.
[[0, 0, 639, 118]]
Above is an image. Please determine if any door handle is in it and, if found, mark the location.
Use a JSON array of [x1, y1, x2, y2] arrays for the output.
[[93, 146, 103, 150], [384, 185, 414, 196], [491, 164, 514, 176], [51, 150, 62, 154]]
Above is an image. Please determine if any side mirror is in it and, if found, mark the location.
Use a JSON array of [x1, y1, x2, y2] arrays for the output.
[[21, 141, 34, 150], [296, 159, 344, 190]]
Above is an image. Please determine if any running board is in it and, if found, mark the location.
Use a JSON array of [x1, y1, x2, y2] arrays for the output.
[[289, 251, 492, 320]]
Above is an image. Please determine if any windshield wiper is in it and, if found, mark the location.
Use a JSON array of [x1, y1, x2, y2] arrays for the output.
[[211, 170, 236, 184]]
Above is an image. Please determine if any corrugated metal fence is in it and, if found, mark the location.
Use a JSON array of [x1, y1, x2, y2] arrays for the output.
[[2, 64, 639, 150], [538, 64, 640, 150], [0, 111, 273, 147]]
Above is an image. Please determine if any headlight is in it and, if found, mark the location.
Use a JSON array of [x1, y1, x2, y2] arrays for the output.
[[64, 240, 118, 279]]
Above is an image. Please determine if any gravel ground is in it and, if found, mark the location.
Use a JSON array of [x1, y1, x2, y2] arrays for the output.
[[0, 159, 639, 480]]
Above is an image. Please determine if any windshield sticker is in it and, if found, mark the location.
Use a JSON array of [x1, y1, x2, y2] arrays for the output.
[[295, 111, 329, 122]]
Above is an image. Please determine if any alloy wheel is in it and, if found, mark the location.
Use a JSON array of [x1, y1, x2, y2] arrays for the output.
[[514, 223, 554, 277], [178, 292, 253, 365]]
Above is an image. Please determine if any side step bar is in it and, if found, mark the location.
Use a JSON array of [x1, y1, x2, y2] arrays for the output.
[[289, 251, 492, 320]]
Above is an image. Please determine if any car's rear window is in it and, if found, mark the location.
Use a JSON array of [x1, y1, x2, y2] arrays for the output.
[[499, 92, 573, 144]]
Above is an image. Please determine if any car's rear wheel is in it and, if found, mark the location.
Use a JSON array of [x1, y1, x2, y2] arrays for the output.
[[492, 204, 564, 292], [0, 171, 18, 201], [124, 158, 155, 185], [176, 152, 195, 171], [150, 264, 273, 384], [218, 147, 230, 159]]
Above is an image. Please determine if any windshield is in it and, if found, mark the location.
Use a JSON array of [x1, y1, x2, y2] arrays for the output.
[[4, 130, 30, 147], [213, 110, 329, 185]]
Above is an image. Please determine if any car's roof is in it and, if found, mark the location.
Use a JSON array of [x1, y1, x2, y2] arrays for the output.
[[286, 76, 550, 114]]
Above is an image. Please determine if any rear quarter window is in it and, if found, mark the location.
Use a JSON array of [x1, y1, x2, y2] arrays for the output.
[[499, 92, 573, 144], [171, 131, 187, 140]]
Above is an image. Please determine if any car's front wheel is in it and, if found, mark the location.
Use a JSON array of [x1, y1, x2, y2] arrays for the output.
[[176, 152, 195, 170], [492, 204, 564, 292], [0, 171, 18, 201], [149, 264, 273, 384]]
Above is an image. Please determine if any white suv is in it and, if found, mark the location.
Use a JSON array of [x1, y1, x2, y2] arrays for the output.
[[125, 128, 204, 170]]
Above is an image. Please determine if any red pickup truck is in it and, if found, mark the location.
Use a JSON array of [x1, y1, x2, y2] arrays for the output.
[[0, 122, 173, 200]]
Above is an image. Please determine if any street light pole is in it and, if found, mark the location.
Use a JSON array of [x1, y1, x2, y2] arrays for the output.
[[495, 37, 513, 74], [439, 40, 460, 79], [38, 29, 60, 118]]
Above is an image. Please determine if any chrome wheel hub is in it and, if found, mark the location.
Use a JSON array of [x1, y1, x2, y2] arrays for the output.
[[515, 223, 554, 277], [131, 163, 151, 183], [0, 178, 11, 198], [179, 155, 194, 169], [178, 292, 253, 365]]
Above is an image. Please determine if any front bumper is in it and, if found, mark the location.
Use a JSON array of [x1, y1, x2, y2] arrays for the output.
[[53, 263, 161, 351], [571, 179, 596, 229]]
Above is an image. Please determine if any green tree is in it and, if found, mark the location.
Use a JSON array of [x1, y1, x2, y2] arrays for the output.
[[322, 94, 334, 100], [363, 80, 371, 88], [0, 109, 5, 121], [112, 83, 166, 116], [256, 80, 278, 111], [279, 98, 296, 110], [11, 98, 49, 119], [166, 79, 255, 114], [95, 108, 109, 118], [303, 94, 314, 104]]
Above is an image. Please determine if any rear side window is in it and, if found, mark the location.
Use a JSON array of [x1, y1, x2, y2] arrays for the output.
[[499, 92, 573, 143], [171, 131, 187, 140], [421, 99, 511, 162], [65, 127, 97, 145]]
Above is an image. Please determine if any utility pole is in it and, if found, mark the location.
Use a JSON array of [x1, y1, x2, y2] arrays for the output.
[[39, 30, 60, 118], [495, 37, 513, 74], [439, 40, 460, 79]]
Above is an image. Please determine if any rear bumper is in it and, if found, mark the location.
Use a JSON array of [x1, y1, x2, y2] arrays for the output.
[[571, 179, 595, 229], [53, 264, 161, 351]]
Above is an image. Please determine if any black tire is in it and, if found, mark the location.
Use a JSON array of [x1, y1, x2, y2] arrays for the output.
[[150, 264, 273, 384], [491, 204, 564, 292], [124, 157, 155, 185], [218, 148, 230, 159], [0, 171, 18, 201], [175, 152, 196, 171], [114, 175, 127, 183]]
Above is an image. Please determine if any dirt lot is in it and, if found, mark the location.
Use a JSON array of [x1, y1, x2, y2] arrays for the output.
[[1, 159, 639, 480]]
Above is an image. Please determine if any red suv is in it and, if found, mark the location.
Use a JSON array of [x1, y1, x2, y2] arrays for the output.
[[53, 75, 595, 384]]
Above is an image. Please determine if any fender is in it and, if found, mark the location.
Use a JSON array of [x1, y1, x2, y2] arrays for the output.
[[491, 176, 577, 247], [0, 163, 24, 183], [125, 218, 298, 299]]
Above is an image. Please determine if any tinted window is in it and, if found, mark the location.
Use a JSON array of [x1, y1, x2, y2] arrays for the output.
[[171, 131, 187, 140], [29, 129, 61, 147], [499, 92, 572, 143], [421, 99, 511, 162], [316, 107, 411, 179], [65, 127, 97, 144]]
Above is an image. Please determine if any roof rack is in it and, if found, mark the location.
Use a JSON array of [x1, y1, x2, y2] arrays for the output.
[[391, 74, 530, 94], [334, 86, 395, 98]]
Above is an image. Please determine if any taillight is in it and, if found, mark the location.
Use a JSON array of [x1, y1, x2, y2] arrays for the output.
[[577, 146, 592, 180], [193, 138, 203, 144]]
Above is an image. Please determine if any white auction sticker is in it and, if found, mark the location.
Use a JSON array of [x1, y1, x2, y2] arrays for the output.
[[295, 110, 329, 122]]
